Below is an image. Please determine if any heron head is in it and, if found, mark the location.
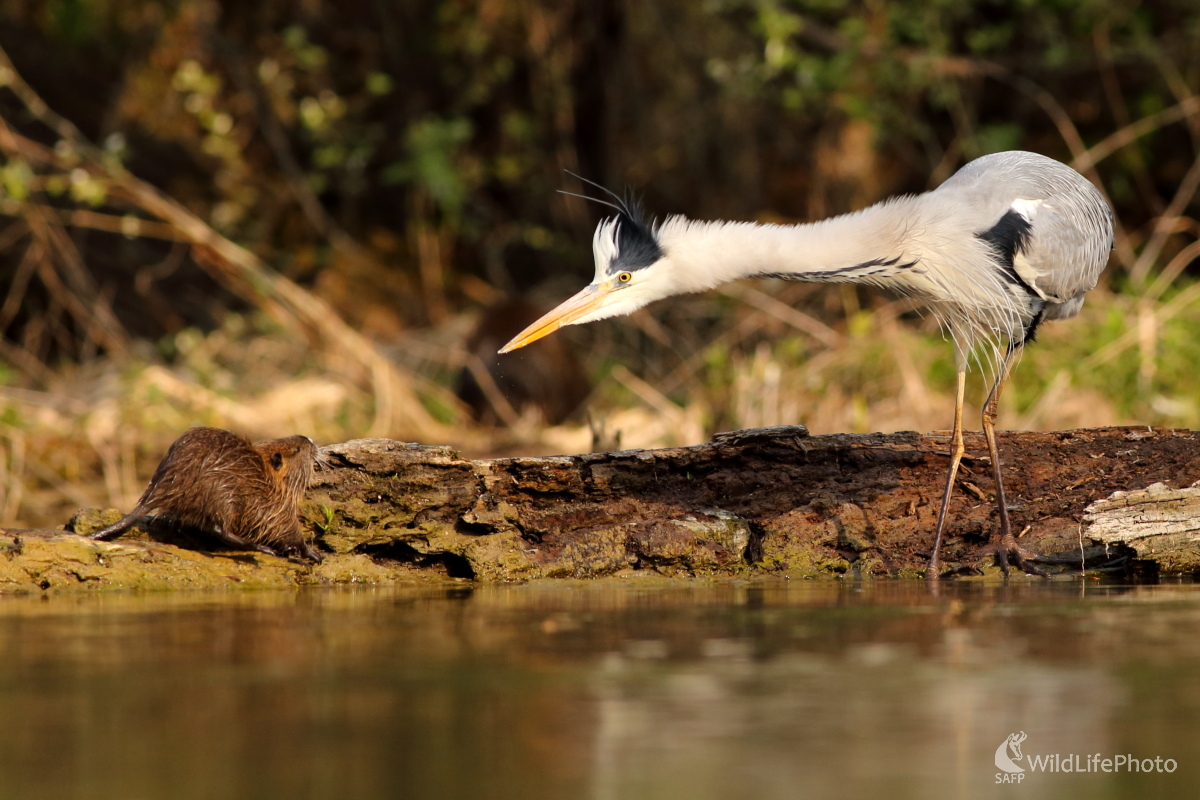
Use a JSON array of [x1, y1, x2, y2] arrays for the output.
[[499, 212, 672, 353]]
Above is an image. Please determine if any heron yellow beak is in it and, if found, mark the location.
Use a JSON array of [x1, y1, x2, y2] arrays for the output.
[[499, 284, 607, 353]]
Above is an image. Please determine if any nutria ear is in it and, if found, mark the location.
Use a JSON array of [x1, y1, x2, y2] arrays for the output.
[[271, 451, 284, 470]]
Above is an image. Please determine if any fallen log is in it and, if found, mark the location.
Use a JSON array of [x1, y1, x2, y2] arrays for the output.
[[8, 424, 1194, 591], [1084, 480, 1200, 573], [303, 425, 1200, 580]]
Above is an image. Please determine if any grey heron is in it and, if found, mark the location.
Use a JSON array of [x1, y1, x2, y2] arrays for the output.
[[499, 151, 1115, 578]]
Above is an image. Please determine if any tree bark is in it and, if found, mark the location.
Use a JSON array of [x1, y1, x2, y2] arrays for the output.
[[306, 424, 1200, 580]]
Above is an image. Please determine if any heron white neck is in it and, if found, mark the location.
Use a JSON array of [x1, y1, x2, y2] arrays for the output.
[[655, 195, 928, 294]]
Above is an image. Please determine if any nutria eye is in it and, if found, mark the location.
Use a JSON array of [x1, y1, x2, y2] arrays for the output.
[[618, 271, 632, 283]]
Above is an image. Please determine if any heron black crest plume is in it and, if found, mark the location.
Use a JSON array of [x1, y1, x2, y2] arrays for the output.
[[560, 170, 647, 222], [560, 171, 663, 274], [504, 151, 1114, 579]]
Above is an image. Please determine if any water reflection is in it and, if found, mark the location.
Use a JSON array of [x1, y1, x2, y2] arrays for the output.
[[0, 580, 1196, 799]]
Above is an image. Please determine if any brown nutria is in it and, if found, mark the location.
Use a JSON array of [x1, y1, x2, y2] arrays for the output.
[[89, 427, 323, 562]]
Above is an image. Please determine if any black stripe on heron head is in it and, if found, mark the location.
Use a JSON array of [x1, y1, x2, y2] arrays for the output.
[[610, 214, 663, 272], [561, 172, 664, 272], [977, 209, 1037, 297]]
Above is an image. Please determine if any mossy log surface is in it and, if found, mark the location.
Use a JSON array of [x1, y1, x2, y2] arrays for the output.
[[5, 425, 1200, 592]]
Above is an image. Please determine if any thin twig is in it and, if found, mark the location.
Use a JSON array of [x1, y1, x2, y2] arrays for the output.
[[1075, 97, 1200, 174], [1145, 238, 1200, 303], [0, 199, 184, 241], [1129, 150, 1200, 284], [610, 364, 688, 425], [719, 284, 844, 348], [464, 355, 524, 428], [1083, 281, 1200, 369], [0, 116, 130, 358], [0, 430, 25, 524]]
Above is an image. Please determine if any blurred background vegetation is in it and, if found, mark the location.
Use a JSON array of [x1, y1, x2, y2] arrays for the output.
[[1, 0, 1198, 528]]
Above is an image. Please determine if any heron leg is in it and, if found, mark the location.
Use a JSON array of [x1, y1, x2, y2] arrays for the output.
[[982, 345, 1048, 578], [926, 367, 966, 580]]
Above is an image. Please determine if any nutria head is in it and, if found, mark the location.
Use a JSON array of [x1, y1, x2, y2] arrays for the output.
[[257, 435, 315, 489]]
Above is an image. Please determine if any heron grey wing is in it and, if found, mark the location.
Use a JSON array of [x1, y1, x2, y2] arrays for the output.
[[1011, 185, 1114, 314]]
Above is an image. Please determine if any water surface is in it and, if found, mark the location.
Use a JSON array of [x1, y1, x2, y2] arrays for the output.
[[1, 579, 1197, 799]]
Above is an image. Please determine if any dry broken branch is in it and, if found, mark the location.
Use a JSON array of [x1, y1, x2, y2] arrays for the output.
[[0, 44, 449, 438]]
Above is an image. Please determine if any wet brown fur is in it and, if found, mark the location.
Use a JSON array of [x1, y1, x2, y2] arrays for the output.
[[89, 427, 322, 561]]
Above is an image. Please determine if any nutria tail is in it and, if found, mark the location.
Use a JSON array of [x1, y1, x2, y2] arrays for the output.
[[89, 510, 148, 541]]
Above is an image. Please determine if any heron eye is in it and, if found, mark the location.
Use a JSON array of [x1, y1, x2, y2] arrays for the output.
[[617, 271, 632, 283]]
